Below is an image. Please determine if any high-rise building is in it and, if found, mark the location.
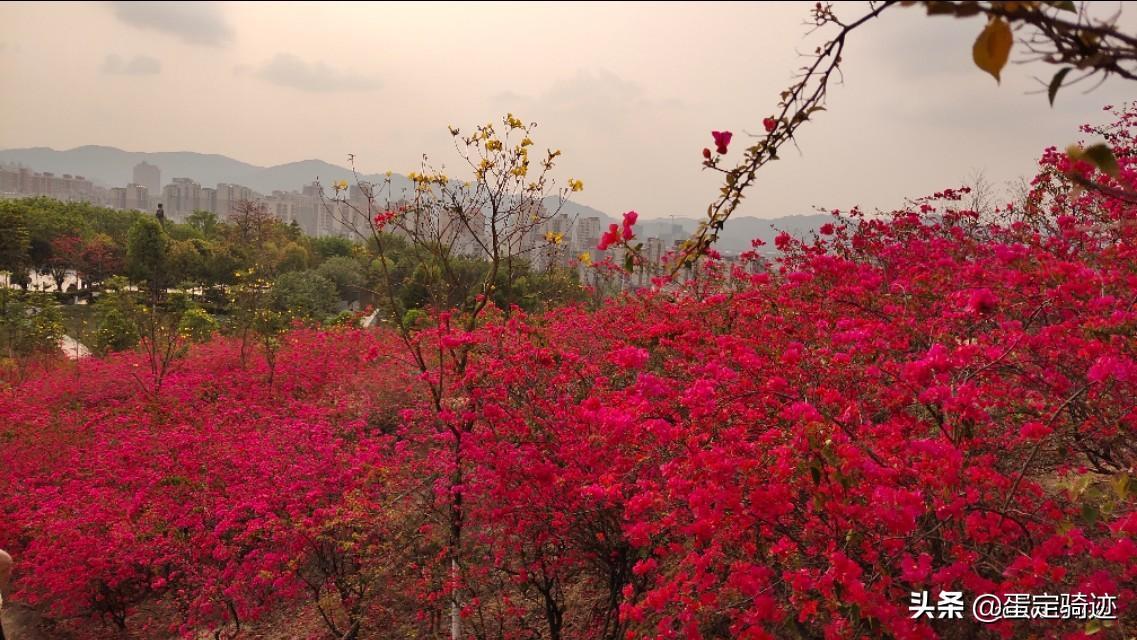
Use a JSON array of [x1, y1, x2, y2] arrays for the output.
[[214, 182, 257, 217], [109, 184, 150, 211], [0, 167, 95, 202], [162, 178, 202, 221], [576, 216, 603, 251], [132, 162, 161, 194]]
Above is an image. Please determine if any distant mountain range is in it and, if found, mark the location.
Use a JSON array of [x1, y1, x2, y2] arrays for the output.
[[0, 145, 409, 194], [0, 145, 831, 254]]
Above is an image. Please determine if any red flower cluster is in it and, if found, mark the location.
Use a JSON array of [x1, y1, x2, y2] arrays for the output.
[[1, 105, 1135, 640], [597, 223, 621, 250], [598, 210, 639, 250]]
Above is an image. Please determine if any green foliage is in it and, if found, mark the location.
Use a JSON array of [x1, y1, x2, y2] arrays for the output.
[[269, 270, 339, 321], [177, 306, 218, 344], [311, 235, 355, 261], [126, 217, 171, 296], [0, 289, 64, 359], [167, 240, 206, 287], [93, 306, 139, 354], [316, 255, 366, 303], [401, 307, 429, 330], [0, 205, 31, 275], [92, 279, 140, 354], [185, 210, 222, 239], [327, 310, 358, 327], [273, 241, 310, 274], [4, 195, 588, 354]]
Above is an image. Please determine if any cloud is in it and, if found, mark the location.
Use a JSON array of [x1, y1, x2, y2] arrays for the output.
[[253, 54, 381, 92], [108, 1, 233, 46], [495, 69, 681, 128], [101, 54, 162, 76]]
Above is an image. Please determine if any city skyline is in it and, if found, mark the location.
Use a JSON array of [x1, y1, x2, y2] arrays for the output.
[[0, 157, 701, 289]]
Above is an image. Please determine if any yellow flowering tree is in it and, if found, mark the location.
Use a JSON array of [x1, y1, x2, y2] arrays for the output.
[[322, 114, 583, 640]]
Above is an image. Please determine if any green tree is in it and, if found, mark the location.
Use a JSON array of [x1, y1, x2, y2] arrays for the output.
[[177, 306, 218, 344], [0, 206, 30, 279], [20, 197, 90, 276], [0, 289, 63, 360], [126, 217, 171, 300], [268, 270, 338, 321], [316, 255, 366, 303], [185, 210, 223, 239], [273, 240, 311, 274], [93, 277, 198, 396], [92, 284, 140, 355], [330, 114, 582, 639], [311, 235, 355, 261]]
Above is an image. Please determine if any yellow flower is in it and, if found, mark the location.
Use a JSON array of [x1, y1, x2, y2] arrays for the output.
[[520, 137, 533, 147], [578, 252, 592, 266], [568, 178, 584, 193], [334, 180, 349, 191], [485, 139, 503, 151], [505, 113, 524, 129], [544, 231, 564, 245]]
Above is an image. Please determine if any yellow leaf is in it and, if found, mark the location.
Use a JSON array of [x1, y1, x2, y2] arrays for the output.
[[972, 17, 1013, 83]]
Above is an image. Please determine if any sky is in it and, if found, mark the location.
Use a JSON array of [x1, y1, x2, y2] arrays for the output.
[[1, 1, 1134, 219]]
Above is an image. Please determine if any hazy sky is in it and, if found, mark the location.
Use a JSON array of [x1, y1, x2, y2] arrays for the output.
[[1, 1, 1134, 219]]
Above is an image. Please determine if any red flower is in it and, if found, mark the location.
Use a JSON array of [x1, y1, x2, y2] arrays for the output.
[[966, 288, 998, 314], [763, 117, 777, 133], [711, 130, 732, 155], [702, 148, 712, 160], [597, 224, 621, 251], [622, 210, 638, 241]]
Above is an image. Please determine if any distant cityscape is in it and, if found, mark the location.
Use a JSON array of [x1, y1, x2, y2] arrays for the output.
[[0, 161, 353, 239], [0, 160, 704, 288]]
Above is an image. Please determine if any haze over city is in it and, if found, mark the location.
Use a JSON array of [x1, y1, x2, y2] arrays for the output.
[[2, 1, 1134, 221]]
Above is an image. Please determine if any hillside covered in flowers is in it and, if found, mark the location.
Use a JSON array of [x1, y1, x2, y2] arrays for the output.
[[1, 105, 1136, 640]]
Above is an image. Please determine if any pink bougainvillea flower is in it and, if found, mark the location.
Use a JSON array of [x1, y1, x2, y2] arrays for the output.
[[621, 211, 638, 241], [966, 288, 998, 315], [597, 223, 621, 251], [711, 130, 732, 155], [763, 117, 778, 133]]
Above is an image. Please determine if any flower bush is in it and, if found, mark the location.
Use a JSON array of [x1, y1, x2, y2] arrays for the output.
[[0, 106, 1135, 639]]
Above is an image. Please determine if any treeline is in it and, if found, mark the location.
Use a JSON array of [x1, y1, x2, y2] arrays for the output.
[[0, 197, 584, 366]]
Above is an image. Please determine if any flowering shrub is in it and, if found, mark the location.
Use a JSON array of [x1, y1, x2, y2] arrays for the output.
[[0, 106, 1135, 639]]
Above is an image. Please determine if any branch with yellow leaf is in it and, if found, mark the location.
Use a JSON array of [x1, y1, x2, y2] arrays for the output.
[[644, 1, 1137, 275]]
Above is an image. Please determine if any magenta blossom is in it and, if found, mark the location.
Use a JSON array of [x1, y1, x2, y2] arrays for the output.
[[598, 224, 621, 251], [622, 211, 638, 241], [711, 130, 732, 155]]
